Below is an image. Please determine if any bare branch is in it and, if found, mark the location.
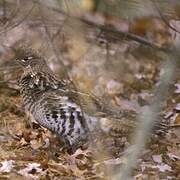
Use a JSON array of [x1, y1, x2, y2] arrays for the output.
[[151, 0, 180, 34], [0, 2, 35, 35], [33, 0, 170, 52]]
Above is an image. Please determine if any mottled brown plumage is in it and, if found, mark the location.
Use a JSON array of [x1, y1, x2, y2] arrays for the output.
[[15, 47, 93, 150]]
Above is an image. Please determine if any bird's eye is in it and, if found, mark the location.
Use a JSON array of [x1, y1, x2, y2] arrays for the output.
[[21, 56, 33, 62]]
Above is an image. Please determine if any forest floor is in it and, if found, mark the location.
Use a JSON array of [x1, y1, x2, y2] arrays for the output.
[[0, 3, 180, 179], [0, 44, 179, 179]]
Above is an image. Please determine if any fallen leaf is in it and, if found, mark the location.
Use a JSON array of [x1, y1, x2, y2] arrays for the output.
[[0, 160, 14, 173], [156, 163, 172, 172], [30, 139, 42, 150], [152, 155, 162, 164], [174, 83, 180, 94], [18, 163, 44, 179], [174, 113, 180, 125], [167, 153, 180, 161], [175, 103, 180, 111]]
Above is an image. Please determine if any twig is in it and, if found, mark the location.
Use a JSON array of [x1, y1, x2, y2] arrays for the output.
[[37, 2, 69, 73], [33, 0, 170, 53], [79, 17, 171, 53], [151, 0, 180, 34], [0, 3, 35, 35], [2, 0, 21, 27]]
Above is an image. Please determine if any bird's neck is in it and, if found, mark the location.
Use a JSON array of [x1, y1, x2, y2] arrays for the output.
[[19, 74, 43, 100], [19, 70, 67, 96]]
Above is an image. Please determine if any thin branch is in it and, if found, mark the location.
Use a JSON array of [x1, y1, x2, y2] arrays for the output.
[[0, 65, 20, 72], [151, 0, 180, 34], [4, 0, 21, 27], [33, 0, 170, 53], [80, 17, 170, 53], [0, 3, 35, 35], [37, 1, 71, 80], [2, 0, 6, 22]]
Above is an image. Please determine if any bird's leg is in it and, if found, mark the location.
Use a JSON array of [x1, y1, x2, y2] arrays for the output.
[[24, 111, 40, 129], [24, 111, 33, 129]]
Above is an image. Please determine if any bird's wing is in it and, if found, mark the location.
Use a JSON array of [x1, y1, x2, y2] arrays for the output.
[[32, 91, 88, 145]]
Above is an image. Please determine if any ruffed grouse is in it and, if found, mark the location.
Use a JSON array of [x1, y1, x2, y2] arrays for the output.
[[15, 47, 168, 152], [15, 47, 99, 150]]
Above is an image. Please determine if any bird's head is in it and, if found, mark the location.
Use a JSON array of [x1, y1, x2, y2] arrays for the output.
[[14, 47, 46, 71]]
